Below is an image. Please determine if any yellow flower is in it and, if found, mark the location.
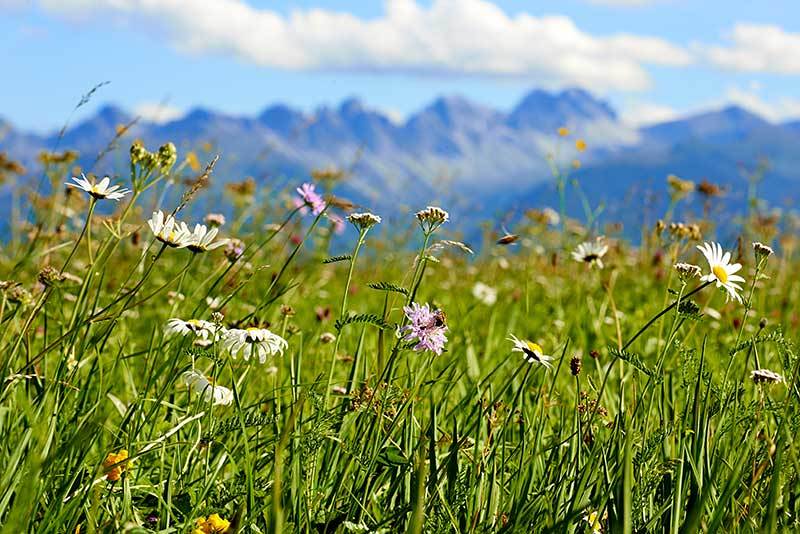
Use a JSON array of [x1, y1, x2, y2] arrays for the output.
[[186, 151, 202, 172], [195, 514, 230, 533], [572, 159, 581, 169], [575, 139, 587, 152], [102, 449, 132, 482], [557, 126, 570, 137]]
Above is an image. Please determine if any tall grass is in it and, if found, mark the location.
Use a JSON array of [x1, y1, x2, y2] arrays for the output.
[[0, 137, 797, 534]]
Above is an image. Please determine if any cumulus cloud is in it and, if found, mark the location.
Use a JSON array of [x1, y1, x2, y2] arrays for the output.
[[585, 0, 659, 6], [29, 0, 691, 91], [703, 24, 800, 74], [724, 86, 800, 122], [621, 101, 678, 126], [134, 102, 185, 124]]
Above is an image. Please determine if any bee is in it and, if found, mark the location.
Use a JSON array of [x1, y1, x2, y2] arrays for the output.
[[430, 309, 447, 329], [497, 233, 519, 245], [496, 225, 519, 245]]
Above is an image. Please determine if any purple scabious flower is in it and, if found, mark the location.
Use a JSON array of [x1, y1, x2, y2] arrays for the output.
[[400, 302, 448, 355], [296, 183, 326, 215]]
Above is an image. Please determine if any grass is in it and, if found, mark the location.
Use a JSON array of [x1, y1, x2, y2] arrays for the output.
[[0, 139, 798, 533]]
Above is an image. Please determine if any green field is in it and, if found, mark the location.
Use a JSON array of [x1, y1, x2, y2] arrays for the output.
[[0, 140, 798, 533]]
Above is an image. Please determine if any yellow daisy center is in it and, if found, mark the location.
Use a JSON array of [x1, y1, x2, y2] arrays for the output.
[[525, 341, 543, 355], [712, 265, 728, 284]]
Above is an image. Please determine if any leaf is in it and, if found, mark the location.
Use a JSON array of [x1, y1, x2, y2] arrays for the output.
[[376, 446, 409, 468], [334, 313, 391, 332], [609, 347, 660, 382], [322, 254, 352, 264], [367, 281, 409, 295]]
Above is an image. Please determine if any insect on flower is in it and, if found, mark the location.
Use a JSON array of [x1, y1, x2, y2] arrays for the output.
[[67, 174, 131, 201], [509, 334, 553, 370], [696, 242, 745, 303], [400, 302, 448, 355]]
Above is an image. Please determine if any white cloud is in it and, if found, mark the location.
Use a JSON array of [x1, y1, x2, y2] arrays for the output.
[[621, 101, 678, 126], [703, 24, 800, 74], [585, 0, 659, 6], [724, 86, 800, 122], [30, 0, 691, 91], [134, 102, 185, 123]]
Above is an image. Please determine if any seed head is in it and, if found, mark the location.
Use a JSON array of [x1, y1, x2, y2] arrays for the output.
[[37, 266, 65, 288], [347, 212, 382, 231], [750, 369, 784, 385], [752, 242, 774, 262], [157, 142, 177, 173], [224, 239, 245, 262], [674, 262, 702, 282], [415, 206, 449, 233], [570, 356, 582, 376]]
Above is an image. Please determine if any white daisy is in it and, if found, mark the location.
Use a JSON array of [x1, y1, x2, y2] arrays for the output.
[[181, 370, 233, 406], [67, 174, 131, 201], [472, 282, 497, 306], [147, 210, 191, 248], [165, 318, 219, 345], [508, 334, 554, 370], [572, 238, 608, 269], [181, 223, 229, 253], [222, 327, 288, 363], [696, 242, 745, 303]]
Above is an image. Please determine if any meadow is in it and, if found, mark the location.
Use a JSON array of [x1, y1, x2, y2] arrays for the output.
[[0, 134, 798, 534]]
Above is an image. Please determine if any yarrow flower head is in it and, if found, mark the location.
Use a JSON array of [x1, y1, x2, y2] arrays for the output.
[[103, 449, 132, 482], [222, 327, 288, 363], [166, 318, 219, 346], [193, 513, 230, 534], [296, 182, 326, 215], [753, 241, 774, 262], [509, 334, 554, 370], [204, 213, 226, 227], [400, 302, 448, 355], [67, 174, 131, 201], [674, 262, 702, 282], [472, 282, 497, 306], [181, 223, 229, 253], [224, 239, 245, 262], [148, 210, 191, 248], [572, 238, 608, 269], [182, 370, 233, 406], [415, 206, 449, 234], [347, 212, 382, 231], [697, 242, 745, 303], [751, 368, 784, 385]]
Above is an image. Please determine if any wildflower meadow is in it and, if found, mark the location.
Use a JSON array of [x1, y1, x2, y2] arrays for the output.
[[0, 133, 799, 534]]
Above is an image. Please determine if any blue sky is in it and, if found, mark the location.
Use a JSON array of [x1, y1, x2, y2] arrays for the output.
[[2, 0, 800, 131]]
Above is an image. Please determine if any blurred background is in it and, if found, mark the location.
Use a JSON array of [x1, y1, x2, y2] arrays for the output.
[[2, 0, 799, 236]]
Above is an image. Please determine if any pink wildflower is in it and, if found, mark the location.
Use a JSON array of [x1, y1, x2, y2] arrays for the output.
[[296, 183, 326, 215], [400, 302, 448, 355]]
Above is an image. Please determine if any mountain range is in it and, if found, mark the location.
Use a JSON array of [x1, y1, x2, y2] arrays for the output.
[[2, 88, 799, 235]]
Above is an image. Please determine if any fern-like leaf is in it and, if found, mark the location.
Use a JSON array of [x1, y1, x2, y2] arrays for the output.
[[368, 281, 409, 295], [335, 313, 391, 332], [322, 254, 352, 264]]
